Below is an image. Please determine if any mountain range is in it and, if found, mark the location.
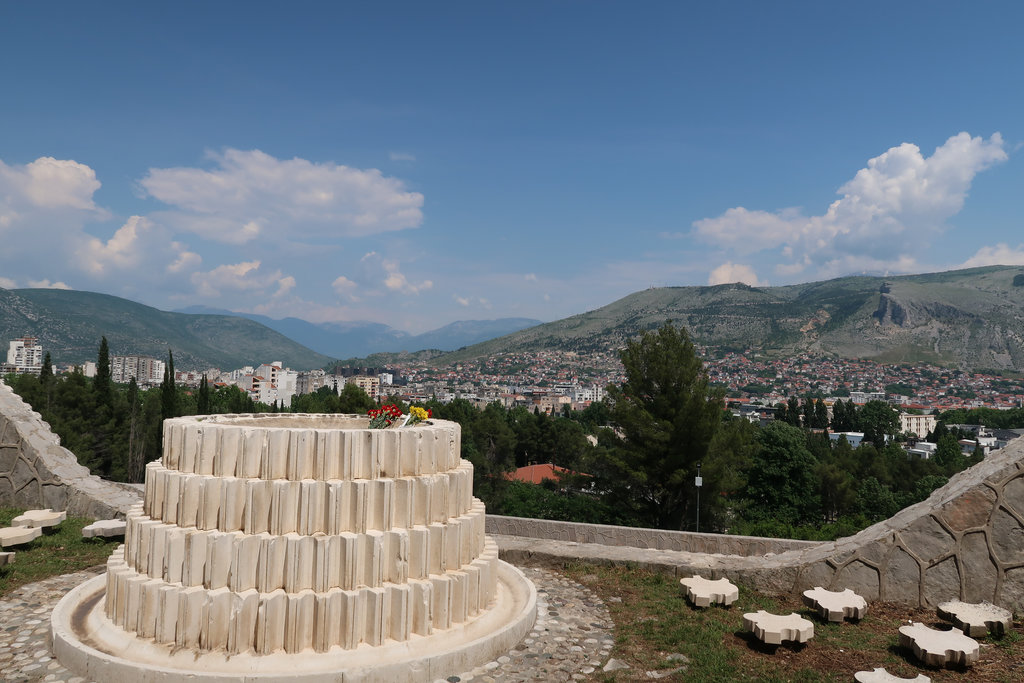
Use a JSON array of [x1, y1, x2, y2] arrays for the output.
[[173, 306, 542, 359], [5, 265, 1024, 373], [441, 265, 1024, 372]]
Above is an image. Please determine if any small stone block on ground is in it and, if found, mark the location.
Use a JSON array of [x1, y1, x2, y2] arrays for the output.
[[82, 519, 127, 538], [742, 610, 814, 645], [680, 575, 739, 607], [11, 508, 67, 528], [802, 586, 868, 622], [937, 600, 1013, 637], [0, 525, 43, 548], [0, 551, 13, 566], [854, 667, 930, 682], [898, 622, 979, 667]]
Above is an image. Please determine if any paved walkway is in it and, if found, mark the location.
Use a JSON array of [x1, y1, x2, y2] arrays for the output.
[[0, 565, 614, 682]]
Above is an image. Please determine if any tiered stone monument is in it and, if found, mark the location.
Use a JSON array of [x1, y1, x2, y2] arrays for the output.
[[51, 414, 536, 682]]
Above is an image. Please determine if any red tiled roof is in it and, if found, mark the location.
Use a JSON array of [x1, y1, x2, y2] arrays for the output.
[[506, 463, 587, 484]]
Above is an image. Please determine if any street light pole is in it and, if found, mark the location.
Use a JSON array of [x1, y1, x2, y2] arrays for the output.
[[694, 462, 703, 533]]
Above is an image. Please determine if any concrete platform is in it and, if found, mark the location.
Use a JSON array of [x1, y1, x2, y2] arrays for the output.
[[742, 610, 814, 645], [937, 600, 1013, 637], [51, 560, 536, 682], [0, 525, 42, 547], [0, 551, 13, 567], [898, 622, 979, 667], [801, 586, 867, 622], [680, 575, 738, 607], [854, 668, 930, 682], [81, 519, 127, 538], [12, 508, 67, 528]]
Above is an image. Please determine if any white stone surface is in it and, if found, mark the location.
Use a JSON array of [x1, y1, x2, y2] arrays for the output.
[[0, 525, 42, 547], [679, 575, 738, 607], [53, 414, 536, 682], [898, 622, 980, 667], [854, 667, 930, 682], [937, 600, 1013, 637], [742, 610, 814, 645], [0, 550, 13, 566], [801, 586, 867, 622], [11, 508, 66, 528], [82, 518, 127, 538]]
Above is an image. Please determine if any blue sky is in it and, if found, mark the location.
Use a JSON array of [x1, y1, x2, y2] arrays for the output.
[[2, 2, 1023, 333]]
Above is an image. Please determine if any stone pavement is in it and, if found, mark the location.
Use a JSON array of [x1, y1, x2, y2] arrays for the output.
[[0, 565, 614, 682]]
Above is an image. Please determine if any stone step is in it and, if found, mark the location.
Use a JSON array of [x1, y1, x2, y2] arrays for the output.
[[802, 586, 867, 622], [742, 610, 814, 645], [679, 575, 738, 607], [898, 622, 980, 667], [854, 667, 930, 682], [0, 525, 42, 548], [0, 551, 13, 566], [81, 519, 127, 538], [11, 508, 66, 528], [142, 460, 475, 535], [937, 600, 1013, 637]]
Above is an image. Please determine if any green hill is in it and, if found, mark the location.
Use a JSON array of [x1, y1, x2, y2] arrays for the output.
[[437, 266, 1024, 371], [0, 288, 334, 371]]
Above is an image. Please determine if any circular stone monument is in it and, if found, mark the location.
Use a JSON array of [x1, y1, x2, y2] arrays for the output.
[[51, 414, 536, 682]]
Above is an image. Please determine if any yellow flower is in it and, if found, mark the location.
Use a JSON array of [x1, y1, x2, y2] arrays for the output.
[[409, 406, 429, 422]]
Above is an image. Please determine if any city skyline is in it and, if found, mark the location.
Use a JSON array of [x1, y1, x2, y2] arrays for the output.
[[2, 2, 1024, 333]]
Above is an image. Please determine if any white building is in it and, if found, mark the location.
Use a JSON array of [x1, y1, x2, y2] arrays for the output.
[[6, 336, 43, 374], [829, 431, 865, 448], [111, 355, 165, 385], [900, 412, 937, 438]]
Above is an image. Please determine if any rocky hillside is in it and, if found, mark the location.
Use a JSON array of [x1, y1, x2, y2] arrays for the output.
[[439, 266, 1024, 371]]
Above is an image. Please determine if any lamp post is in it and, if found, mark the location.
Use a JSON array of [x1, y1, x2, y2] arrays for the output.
[[694, 462, 703, 533]]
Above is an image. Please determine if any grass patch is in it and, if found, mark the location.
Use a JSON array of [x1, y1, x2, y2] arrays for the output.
[[560, 562, 1024, 682], [0, 507, 120, 597]]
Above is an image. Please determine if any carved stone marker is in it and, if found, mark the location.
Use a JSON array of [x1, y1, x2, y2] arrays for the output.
[[81, 519, 127, 539], [742, 610, 814, 645], [854, 667, 930, 682], [52, 414, 537, 682], [898, 622, 980, 667], [0, 525, 42, 547], [680, 575, 738, 607], [11, 508, 66, 528], [801, 586, 867, 622], [937, 600, 1013, 637]]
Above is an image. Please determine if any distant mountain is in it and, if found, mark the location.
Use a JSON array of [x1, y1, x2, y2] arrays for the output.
[[176, 306, 542, 358], [436, 266, 1024, 372], [0, 289, 333, 370]]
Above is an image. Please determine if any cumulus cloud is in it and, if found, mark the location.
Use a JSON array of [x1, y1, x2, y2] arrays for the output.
[[27, 279, 72, 289], [190, 260, 291, 298], [354, 251, 432, 295], [693, 132, 1007, 279], [708, 263, 762, 286], [140, 148, 424, 244], [0, 156, 104, 212], [0, 277, 15, 289], [960, 243, 1024, 268]]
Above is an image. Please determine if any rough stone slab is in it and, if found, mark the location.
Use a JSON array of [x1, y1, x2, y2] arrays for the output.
[[742, 610, 814, 645], [0, 551, 13, 566], [680, 575, 738, 607], [802, 586, 867, 622], [898, 622, 979, 667], [82, 518, 127, 538], [854, 667, 930, 682], [937, 600, 1013, 637], [11, 508, 66, 528], [0, 525, 42, 547]]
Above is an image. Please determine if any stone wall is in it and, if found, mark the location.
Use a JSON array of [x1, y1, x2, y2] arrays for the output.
[[486, 516, 821, 556], [497, 437, 1024, 611], [0, 381, 142, 519]]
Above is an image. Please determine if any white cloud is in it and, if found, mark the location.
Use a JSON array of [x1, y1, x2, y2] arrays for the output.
[[960, 243, 1024, 268], [693, 132, 1007, 278], [708, 263, 762, 286], [140, 148, 424, 244], [190, 260, 290, 298], [0, 277, 15, 289], [0, 156, 103, 212], [356, 251, 432, 295], [524, 273, 537, 282], [389, 152, 416, 162], [27, 279, 72, 289], [167, 244, 202, 273], [454, 295, 471, 306]]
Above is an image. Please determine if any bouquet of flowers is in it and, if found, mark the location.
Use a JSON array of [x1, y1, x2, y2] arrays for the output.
[[367, 404, 432, 429]]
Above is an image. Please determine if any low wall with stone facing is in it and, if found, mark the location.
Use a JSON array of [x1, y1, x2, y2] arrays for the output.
[[0, 381, 142, 519], [486, 515, 822, 556], [497, 437, 1024, 612]]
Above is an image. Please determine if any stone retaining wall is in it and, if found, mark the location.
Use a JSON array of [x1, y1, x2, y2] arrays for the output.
[[486, 516, 821, 556], [497, 437, 1024, 611], [0, 381, 142, 519]]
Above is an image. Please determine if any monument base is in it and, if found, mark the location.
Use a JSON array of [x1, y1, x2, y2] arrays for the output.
[[51, 561, 536, 683]]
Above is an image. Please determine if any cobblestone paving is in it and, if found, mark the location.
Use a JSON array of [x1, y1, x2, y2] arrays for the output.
[[0, 565, 613, 682]]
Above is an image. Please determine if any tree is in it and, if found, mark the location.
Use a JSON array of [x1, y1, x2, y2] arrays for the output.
[[741, 421, 820, 526], [602, 323, 724, 530], [161, 349, 179, 420], [197, 375, 212, 414], [857, 400, 899, 445], [95, 336, 112, 405]]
